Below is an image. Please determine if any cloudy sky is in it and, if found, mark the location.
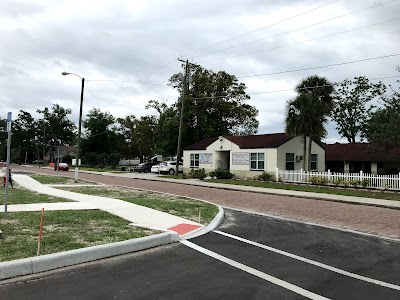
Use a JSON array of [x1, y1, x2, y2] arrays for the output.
[[1, 0, 399, 143]]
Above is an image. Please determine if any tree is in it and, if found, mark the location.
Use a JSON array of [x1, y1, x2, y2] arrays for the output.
[[148, 65, 259, 156], [285, 75, 334, 171], [81, 108, 121, 155], [332, 76, 386, 143], [365, 71, 400, 149], [11, 110, 36, 163]]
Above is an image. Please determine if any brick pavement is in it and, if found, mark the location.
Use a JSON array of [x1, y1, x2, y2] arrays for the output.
[[16, 167, 400, 240]]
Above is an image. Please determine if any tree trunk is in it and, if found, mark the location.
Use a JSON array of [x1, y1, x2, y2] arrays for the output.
[[302, 134, 307, 170], [308, 135, 313, 171]]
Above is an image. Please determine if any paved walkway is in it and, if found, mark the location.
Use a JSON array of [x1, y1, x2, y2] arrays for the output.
[[11, 175, 203, 236], [89, 170, 400, 209]]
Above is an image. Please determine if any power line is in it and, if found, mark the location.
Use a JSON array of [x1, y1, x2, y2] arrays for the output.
[[195, 0, 399, 62], [87, 79, 167, 83], [197, 17, 400, 63], [237, 54, 400, 79], [183, 0, 340, 58], [186, 75, 400, 100]]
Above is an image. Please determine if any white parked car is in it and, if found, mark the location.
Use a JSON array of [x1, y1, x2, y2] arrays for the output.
[[151, 164, 160, 173], [158, 161, 183, 175]]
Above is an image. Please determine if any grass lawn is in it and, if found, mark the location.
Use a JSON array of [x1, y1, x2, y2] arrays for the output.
[[79, 167, 124, 173], [0, 210, 156, 262], [0, 185, 71, 204], [207, 179, 400, 201], [30, 174, 91, 185], [58, 186, 219, 225]]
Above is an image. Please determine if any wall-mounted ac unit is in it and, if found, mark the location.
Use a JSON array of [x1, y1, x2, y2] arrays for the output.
[[295, 155, 303, 162]]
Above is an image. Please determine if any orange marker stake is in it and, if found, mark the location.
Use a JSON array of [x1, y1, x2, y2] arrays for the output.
[[37, 208, 45, 256]]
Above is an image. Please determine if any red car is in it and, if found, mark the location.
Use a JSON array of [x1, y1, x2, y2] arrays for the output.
[[54, 163, 69, 171]]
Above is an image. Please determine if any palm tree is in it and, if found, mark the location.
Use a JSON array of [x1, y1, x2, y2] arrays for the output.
[[285, 76, 334, 171]]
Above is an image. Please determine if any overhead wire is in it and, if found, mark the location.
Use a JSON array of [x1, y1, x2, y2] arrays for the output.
[[182, 0, 340, 57], [194, 0, 400, 62]]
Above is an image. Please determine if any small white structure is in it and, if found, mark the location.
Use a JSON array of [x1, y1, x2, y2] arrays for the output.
[[183, 133, 325, 178]]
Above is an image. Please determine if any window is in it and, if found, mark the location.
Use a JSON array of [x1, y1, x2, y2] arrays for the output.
[[286, 153, 295, 170], [190, 154, 199, 168], [311, 154, 318, 171], [250, 153, 265, 170]]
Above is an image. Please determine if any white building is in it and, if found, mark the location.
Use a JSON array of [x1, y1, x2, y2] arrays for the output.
[[183, 133, 325, 178]]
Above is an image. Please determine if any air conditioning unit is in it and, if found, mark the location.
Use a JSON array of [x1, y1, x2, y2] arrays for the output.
[[295, 155, 303, 162]]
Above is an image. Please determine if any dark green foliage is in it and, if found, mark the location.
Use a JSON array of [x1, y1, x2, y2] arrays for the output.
[[258, 172, 273, 181], [189, 168, 207, 180], [332, 76, 386, 143], [210, 169, 234, 179]]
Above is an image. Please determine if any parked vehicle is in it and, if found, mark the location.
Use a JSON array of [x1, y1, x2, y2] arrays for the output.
[[134, 162, 158, 173], [54, 163, 69, 171], [32, 160, 44, 164], [158, 161, 183, 175], [151, 164, 160, 173]]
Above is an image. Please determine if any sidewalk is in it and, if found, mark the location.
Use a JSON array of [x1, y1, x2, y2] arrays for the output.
[[12, 175, 204, 236], [82, 170, 400, 210]]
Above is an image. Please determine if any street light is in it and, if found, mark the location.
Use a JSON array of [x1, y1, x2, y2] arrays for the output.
[[62, 71, 85, 183]]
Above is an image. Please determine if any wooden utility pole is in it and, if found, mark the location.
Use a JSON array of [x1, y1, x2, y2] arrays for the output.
[[175, 59, 189, 175]]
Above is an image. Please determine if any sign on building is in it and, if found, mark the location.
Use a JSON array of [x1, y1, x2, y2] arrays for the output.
[[199, 153, 213, 164], [232, 152, 249, 165]]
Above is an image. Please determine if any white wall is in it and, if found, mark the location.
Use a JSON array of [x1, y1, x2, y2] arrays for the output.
[[276, 136, 325, 171]]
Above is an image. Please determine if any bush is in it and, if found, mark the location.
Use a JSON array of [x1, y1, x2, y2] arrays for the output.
[[213, 169, 234, 179], [189, 168, 207, 180], [208, 171, 216, 179], [348, 179, 361, 187], [258, 172, 273, 181], [361, 178, 371, 188], [308, 176, 329, 185]]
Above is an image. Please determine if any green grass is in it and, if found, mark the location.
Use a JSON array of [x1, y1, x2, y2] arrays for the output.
[[207, 179, 400, 201], [58, 186, 219, 225], [0, 186, 71, 204], [30, 174, 83, 185], [0, 210, 156, 262], [79, 167, 123, 173]]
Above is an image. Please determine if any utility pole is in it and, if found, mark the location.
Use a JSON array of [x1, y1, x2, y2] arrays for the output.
[[4, 112, 12, 219], [42, 121, 45, 162], [176, 59, 189, 175]]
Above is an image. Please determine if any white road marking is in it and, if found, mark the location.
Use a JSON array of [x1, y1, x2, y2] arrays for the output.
[[214, 230, 400, 291], [181, 240, 330, 300]]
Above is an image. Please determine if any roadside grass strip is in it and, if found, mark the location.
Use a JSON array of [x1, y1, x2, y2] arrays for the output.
[[0, 185, 71, 204], [181, 240, 329, 300], [30, 174, 93, 185], [0, 210, 157, 262], [57, 186, 219, 225], [208, 179, 400, 201], [214, 230, 400, 291]]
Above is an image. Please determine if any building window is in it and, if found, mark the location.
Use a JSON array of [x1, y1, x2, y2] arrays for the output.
[[190, 154, 199, 168], [286, 153, 295, 170], [311, 154, 318, 171], [250, 153, 265, 170]]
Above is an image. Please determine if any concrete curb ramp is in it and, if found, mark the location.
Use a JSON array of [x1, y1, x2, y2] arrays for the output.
[[0, 231, 179, 280]]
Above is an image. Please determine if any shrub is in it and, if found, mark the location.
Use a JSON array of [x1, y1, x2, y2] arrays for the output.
[[189, 168, 207, 180], [213, 169, 234, 179], [361, 178, 371, 188], [308, 176, 329, 185], [348, 179, 361, 187], [208, 171, 216, 179], [258, 172, 273, 181]]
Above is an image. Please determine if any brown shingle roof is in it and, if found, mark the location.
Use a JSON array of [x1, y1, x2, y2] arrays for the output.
[[185, 133, 294, 150], [184, 137, 219, 150], [325, 143, 400, 162]]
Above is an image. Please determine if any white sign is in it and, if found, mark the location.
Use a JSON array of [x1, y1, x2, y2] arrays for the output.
[[232, 152, 249, 165], [72, 159, 81, 166], [199, 153, 213, 164]]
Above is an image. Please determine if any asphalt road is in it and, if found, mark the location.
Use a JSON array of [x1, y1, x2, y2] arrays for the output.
[[1, 209, 399, 299]]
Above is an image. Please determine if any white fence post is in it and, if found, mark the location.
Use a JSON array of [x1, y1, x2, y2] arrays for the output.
[[276, 167, 279, 182], [360, 170, 363, 185], [328, 169, 331, 183], [300, 168, 303, 183]]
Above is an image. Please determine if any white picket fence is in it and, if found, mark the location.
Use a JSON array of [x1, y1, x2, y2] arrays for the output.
[[276, 168, 400, 191]]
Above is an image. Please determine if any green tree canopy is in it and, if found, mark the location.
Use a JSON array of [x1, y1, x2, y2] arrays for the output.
[[81, 108, 121, 155], [332, 76, 386, 143], [148, 65, 259, 156], [365, 71, 400, 149]]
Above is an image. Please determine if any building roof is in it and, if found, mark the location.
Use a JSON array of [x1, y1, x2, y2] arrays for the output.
[[325, 143, 400, 162], [184, 133, 294, 150], [184, 137, 219, 150], [224, 133, 293, 149]]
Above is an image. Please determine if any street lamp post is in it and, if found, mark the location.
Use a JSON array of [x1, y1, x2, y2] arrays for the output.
[[62, 71, 85, 183]]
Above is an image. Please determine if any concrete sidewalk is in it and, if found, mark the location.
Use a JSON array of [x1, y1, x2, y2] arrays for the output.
[[12, 175, 204, 236], [83, 170, 400, 210], [0, 175, 224, 280]]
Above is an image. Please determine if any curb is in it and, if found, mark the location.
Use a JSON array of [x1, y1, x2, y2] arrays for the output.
[[0, 231, 178, 281]]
